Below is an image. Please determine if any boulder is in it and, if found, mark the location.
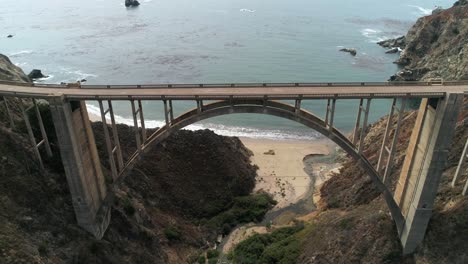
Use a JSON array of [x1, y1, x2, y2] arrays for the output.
[[27, 69, 46, 79], [7, 35, 13, 38], [339, 48, 357, 56], [125, 0, 140, 7]]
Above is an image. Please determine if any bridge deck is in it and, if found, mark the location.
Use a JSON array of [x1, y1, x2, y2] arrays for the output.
[[0, 82, 466, 100]]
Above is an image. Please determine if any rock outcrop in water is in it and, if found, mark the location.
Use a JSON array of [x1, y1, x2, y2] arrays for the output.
[[377, 36, 406, 49], [125, 0, 140, 7], [339, 48, 357, 56], [27, 69, 46, 80], [382, 1, 468, 81]]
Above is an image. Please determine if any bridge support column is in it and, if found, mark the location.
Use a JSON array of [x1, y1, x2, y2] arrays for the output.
[[394, 93, 463, 254], [49, 96, 110, 239]]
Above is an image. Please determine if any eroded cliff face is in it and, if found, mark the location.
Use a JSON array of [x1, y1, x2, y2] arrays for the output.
[[388, 1, 468, 81], [0, 54, 30, 83]]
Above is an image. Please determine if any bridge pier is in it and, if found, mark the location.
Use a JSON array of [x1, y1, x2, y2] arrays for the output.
[[394, 93, 463, 254], [49, 96, 110, 239]]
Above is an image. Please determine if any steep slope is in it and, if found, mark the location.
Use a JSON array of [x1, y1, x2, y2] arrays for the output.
[[0, 54, 30, 83], [0, 55, 267, 263], [383, 1, 468, 81]]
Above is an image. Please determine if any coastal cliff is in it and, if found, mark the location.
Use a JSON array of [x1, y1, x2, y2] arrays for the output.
[[229, 2, 467, 262], [0, 55, 273, 263], [383, 0, 467, 81], [0, 54, 30, 83]]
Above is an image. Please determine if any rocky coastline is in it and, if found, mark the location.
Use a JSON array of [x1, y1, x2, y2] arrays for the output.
[[378, 0, 467, 81]]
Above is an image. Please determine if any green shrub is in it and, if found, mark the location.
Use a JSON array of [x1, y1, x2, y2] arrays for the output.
[[164, 226, 182, 242], [208, 258, 218, 264], [230, 224, 305, 263], [197, 255, 206, 264], [206, 249, 219, 259], [339, 217, 354, 230], [206, 193, 276, 235]]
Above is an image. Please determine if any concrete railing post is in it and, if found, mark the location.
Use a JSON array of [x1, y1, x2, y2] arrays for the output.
[[394, 93, 463, 254], [48, 95, 110, 239]]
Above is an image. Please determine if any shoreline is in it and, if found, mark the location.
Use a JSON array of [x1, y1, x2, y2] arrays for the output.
[[240, 137, 333, 210], [87, 113, 337, 211], [220, 137, 340, 253], [88, 110, 342, 253]]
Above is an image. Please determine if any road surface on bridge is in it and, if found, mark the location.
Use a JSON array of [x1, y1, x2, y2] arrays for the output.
[[0, 82, 466, 100]]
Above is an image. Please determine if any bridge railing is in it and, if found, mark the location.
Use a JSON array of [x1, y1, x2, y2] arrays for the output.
[[1, 79, 468, 90]]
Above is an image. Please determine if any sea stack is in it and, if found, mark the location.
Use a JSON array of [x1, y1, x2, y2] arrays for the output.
[[27, 69, 46, 79], [339, 48, 357, 56], [125, 0, 140, 7]]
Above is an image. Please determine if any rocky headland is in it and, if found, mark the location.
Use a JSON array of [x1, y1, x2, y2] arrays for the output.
[[379, 0, 467, 81], [0, 54, 30, 83]]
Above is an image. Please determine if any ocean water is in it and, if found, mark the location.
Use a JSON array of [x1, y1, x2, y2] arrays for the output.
[[0, 0, 455, 140]]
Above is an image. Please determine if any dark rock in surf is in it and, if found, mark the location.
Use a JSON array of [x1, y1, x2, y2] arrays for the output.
[[385, 47, 400, 54], [339, 48, 357, 56], [388, 68, 430, 81], [125, 0, 140, 7], [7, 35, 13, 38], [27, 69, 46, 79], [377, 36, 406, 49]]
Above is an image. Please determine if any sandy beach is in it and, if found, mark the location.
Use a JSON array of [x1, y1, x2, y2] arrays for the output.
[[221, 137, 338, 253], [241, 137, 333, 210]]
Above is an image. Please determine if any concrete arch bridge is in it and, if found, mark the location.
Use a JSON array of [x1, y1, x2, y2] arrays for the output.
[[0, 81, 466, 254]]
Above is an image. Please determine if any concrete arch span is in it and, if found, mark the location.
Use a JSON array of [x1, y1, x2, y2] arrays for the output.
[[119, 99, 405, 231]]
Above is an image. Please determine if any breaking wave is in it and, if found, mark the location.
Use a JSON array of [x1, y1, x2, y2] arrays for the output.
[[408, 5, 432, 16], [360, 28, 401, 43], [240, 9, 255, 13], [8, 50, 33, 57], [86, 104, 320, 141]]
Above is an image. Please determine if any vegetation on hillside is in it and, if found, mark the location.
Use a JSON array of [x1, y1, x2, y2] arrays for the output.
[[229, 222, 306, 264], [204, 193, 277, 235]]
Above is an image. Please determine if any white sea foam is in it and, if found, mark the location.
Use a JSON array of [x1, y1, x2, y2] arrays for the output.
[[408, 5, 432, 16], [33, 74, 54, 82], [14, 62, 28, 67], [360, 28, 382, 43], [60, 67, 98, 81], [86, 104, 319, 141], [360, 28, 400, 43], [9, 50, 33, 57], [240, 9, 255, 13]]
